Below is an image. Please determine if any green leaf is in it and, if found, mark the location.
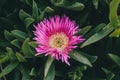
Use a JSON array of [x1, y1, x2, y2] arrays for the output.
[[102, 67, 115, 80], [44, 6, 54, 13], [44, 56, 54, 79], [67, 2, 84, 11], [19, 9, 31, 21], [69, 51, 92, 67], [51, 0, 65, 6], [11, 30, 28, 41], [51, 0, 84, 11], [86, 23, 106, 37], [78, 26, 92, 35], [37, 6, 54, 21], [79, 51, 97, 63], [16, 52, 27, 62], [109, 0, 120, 27], [0, 55, 9, 64], [28, 41, 37, 48], [18, 65, 30, 80], [92, 0, 99, 9], [0, 61, 19, 78], [6, 47, 16, 60], [25, 0, 32, 6], [81, 24, 114, 48], [24, 18, 35, 29], [45, 63, 55, 80], [22, 38, 35, 57], [109, 27, 120, 37], [29, 68, 36, 76], [4, 30, 14, 41], [108, 53, 120, 67], [11, 39, 20, 48], [32, 0, 38, 19]]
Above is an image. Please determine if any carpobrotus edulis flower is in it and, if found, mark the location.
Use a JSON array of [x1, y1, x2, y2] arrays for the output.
[[33, 15, 84, 65]]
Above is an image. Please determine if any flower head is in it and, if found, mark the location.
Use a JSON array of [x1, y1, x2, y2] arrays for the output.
[[33, 15, 84, 65]]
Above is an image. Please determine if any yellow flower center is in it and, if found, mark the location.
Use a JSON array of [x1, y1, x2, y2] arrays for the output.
[[49, 33, 69, 51]]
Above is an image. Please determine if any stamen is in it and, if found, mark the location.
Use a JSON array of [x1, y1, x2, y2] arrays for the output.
[[49, 33, 69, 51]]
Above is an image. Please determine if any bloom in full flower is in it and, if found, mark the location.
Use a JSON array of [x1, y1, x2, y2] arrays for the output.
[[33, 15, 84, 65]]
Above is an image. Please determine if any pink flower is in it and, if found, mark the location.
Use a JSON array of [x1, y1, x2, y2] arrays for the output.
[[33, 15, 84, 65]]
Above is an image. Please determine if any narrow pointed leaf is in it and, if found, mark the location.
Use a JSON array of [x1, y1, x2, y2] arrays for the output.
[[4, 30, 14, 41], [44, 56, 54, 78], [19, 9, 31, 21], [109, 0, 120, 27], [78, 26, 92, 35], [67, 2, 84, 11], [109, 27, 120, 37], [44, 6, 54, 13], [6, 47, 16, 60], [0, 61, 19, 78], [11, 30, 28, 41], [108, 53, 120, 67], [102, 67, 115, 80], [79, 51, 97, 63], [32, 0, 38, 19], [16, 52, 27, 62], [24, 18, 35, 29], [92, 0, 99, 9], [69, 51, 92, 67], [81, 24, 114, 48], [28, 41, 37, 48], [11, 39, 20, 48], [18, 65, 30, 80], [45, 63, 55, 80], [0, 55, 9, 64], [22, 38, 34, 57], [29, 68, 36, 76]]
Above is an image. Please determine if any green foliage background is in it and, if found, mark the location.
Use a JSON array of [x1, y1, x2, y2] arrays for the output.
[[0, 0, 120, 80]]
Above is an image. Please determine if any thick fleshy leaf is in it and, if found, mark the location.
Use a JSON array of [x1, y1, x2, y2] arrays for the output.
[[4, 30, 14, 41], [28, 41, 37, 48], [11, 30, 28, 41], [109, 0, 120, 27], [29, 68, 36, 76], [11, 39, 20, 48], [92, 0, 99, 9], [69, 51, 92, 67], [32, 0, 38, 19], [78, 26, 92, 35], [18, 65, 30, 80], [0, 61, 19, 78], [45, 63, 55, 80], [24, 17, 35, 29], [67, 2, 84, 11], [81, 24, 114, 48], [79, 51, 97, 63], [0, 55, 9, 64], [102, 67, 115, 80], [6, 47, 16, 60], [86, 23, 106, 37], [37, 6, 54, 21], [108, 53, 120, 67], [16, 52, 27, 62], [22, 38, 35, 57], [44, 6, 54, 13], [109, 27, 120, 37], [19, 9, 31, 21], [44, 56, 54, 79], [25, 0, 32, 6], [51, 0, 84, 11]]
